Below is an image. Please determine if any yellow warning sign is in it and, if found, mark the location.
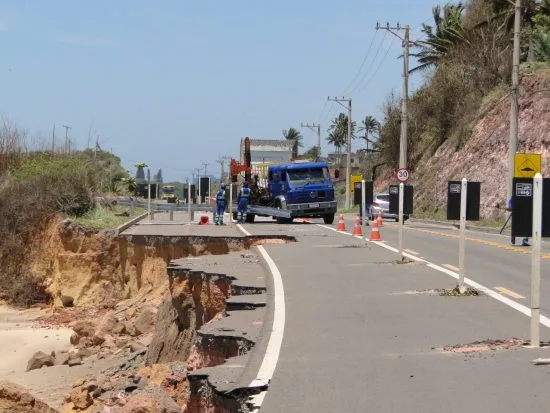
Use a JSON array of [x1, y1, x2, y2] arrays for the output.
[[514, 153, 542, 178], [350, 175, 363, 192]]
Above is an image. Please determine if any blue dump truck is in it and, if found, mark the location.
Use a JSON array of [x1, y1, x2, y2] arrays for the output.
[[231, 154, 337, 224]]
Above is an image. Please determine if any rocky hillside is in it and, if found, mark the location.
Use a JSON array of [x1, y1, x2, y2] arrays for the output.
[[375, 66, 550, 220]]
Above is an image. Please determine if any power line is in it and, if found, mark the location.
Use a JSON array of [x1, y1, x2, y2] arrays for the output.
[[342, 31, 379, 95], [355, 36, 397, 94], [347, 30, 389, 95]]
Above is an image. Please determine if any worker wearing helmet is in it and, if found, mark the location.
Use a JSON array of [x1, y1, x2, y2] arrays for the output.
[[237, 181, 250, 223], [215, 183, 227, 225]]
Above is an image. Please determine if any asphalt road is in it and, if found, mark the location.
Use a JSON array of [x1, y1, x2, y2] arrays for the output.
[[365, 219, 550, 316], [241, 217, 550, 412]]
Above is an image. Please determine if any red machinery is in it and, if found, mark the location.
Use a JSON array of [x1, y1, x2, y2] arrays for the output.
[[230, 136, 252, 184]]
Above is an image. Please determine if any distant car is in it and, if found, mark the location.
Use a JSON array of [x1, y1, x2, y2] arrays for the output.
[[369, 193, 409, 222]]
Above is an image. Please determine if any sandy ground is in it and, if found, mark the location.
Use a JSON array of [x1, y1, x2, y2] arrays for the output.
[[0, 305, 74, 376], [0, 305, 77, 408]]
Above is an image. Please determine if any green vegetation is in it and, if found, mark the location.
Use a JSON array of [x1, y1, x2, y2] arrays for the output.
[[73, 205, 145, 230], [282, 128, 304, 159], [0, 121, 133, 307], [374, 0, 550, 171]]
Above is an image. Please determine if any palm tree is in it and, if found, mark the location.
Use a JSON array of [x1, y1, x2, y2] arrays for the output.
[[326, 130, 346, 154], [410, 3, 467, 73], [327, 113, 356, 154], [282, 128, 303, 159], [357, 115, 380, 152], [480, 0, 546, 62]]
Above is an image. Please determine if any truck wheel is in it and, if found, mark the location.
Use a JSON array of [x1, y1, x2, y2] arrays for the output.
[[323, 214, 335, 225]]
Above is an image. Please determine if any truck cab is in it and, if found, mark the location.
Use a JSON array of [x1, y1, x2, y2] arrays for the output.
[[267, 161, 337, 224]]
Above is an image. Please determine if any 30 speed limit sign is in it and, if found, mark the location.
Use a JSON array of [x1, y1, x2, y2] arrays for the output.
[[396, 168, 410, 182]]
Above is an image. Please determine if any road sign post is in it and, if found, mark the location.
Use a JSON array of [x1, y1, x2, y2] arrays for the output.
[[531, 173, 543, 347], [458, 178, 467, 293], [398, 182, 404, 261]]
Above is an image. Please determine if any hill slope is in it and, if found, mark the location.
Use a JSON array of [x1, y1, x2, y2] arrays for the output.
[[375, 67, 550, 220]]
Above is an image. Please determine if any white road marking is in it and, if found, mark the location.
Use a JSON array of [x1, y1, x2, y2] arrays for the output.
[[404, 249, 420, 255], [317, 223, 550, 330], [237, 224, 286, 410], [443, 263, 460, 272], [495, 287, 526, 300]]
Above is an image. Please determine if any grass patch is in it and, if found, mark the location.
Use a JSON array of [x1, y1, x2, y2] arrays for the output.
[[72, 205, 145, 230]]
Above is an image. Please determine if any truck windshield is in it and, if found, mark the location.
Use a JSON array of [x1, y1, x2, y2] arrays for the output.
[[287, 167, 330, 185], [163, 187, 175, 194]]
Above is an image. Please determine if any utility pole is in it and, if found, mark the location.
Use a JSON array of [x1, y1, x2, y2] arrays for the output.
[[51, 123, 56, 156], [301, 122, 321, 159], [328, 96, 352, 209], [376, 22, 412, 170], [62, 125, 72, 154], [508, 0, 522, 204]]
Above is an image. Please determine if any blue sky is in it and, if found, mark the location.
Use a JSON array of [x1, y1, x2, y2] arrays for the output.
[[0, 1, 448, 181]]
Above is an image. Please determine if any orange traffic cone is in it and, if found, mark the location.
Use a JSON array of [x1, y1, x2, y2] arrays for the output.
[[376, 210, 384, 227], [353, 215, 363, 236], [369, 220, 382, 241], [336, 214, 346, 231]]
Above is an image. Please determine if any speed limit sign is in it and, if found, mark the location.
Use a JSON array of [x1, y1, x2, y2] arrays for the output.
[[396, 168, 410, 182]]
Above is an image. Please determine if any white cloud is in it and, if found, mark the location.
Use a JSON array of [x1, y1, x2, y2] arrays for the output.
[[59, 35, 119, 47]]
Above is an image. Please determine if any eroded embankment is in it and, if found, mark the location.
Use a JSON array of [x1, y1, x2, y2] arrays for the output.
[[32, 218, 292, 308], [10, 219, 294, 412]]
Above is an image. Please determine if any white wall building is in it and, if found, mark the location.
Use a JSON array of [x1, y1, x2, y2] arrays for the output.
[[240, 138, 293, 167]]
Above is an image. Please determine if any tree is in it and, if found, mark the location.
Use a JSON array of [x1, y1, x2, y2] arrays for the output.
[[358, 115, 380, 152], [134, 162, 148, 183], [300, 146, 320, 160], [282, 128, 303, 159], [411, 2, 468, 73], [155, 168, 163, 184], [327, 113, 356, 154], [480, 0, 548, 62]]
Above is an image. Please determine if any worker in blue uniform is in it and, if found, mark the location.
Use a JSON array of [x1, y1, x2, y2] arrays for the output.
[[237, 182, 251, 223], [215, 183, 227, 225]]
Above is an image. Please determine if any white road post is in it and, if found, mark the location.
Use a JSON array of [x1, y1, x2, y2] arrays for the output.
[[398, 182, 404, 261], [531, 173, 543, 347], [229, 183, 233, 224], [361, 179, 366, 226], [458, 178, 467, 293], [187, 179, 192, 221], [147, 169, 152, 222], [361, 179, 366, 243]]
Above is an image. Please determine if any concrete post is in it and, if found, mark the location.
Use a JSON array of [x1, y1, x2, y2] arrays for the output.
[[458, 178, 467, 293], [531, 173, 543, 347]]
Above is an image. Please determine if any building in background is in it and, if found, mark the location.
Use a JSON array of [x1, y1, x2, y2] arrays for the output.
[[240, 138, 293, 168]]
